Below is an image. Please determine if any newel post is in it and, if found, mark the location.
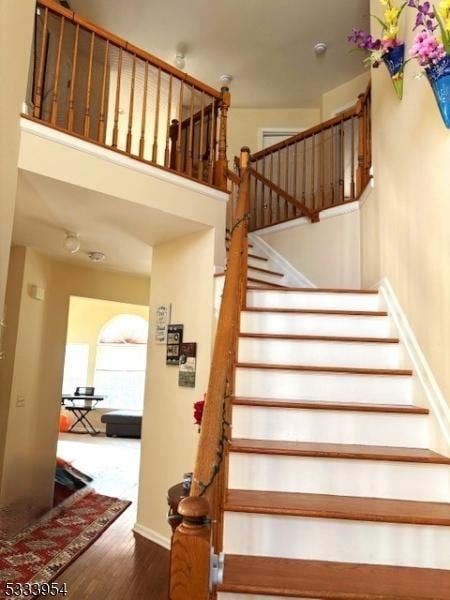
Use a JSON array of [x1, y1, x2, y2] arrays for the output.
[[214, 87, 231, 190], [356, 92, 367, 197], [169, 496, 211, 600]]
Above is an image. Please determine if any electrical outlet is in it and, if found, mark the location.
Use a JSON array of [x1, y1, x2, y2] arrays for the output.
[[16, 396, 25, 408]]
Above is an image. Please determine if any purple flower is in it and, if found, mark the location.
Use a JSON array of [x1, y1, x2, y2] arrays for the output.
[[348, 28, 382, 51]]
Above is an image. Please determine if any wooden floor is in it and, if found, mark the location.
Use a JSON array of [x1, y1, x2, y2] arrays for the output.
[[55, 433, 170, 599]]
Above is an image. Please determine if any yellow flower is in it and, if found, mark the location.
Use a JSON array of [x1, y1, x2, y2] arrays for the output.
[[384, 7, 400, 25], [379, 0, 389, 5]]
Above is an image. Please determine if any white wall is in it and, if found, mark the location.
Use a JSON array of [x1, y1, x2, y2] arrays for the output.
[[136, 229, 216, 544]]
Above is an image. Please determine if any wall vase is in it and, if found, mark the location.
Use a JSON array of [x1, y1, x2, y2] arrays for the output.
[[426, 54, 450, 129], [382, 44, 405, 100]]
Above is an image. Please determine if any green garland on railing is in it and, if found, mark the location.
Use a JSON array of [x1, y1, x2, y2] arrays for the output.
[[197, 388, 230, 497], [226, 212, 251, 239]]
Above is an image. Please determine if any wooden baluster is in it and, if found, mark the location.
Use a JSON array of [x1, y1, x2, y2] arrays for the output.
[[269, 153, 274, 225], [331, 125, 335, 205], [50, 16, 65, 125], [169, 497, 210, 600], [164, 75, 173, 167], [214, 87, 230, 189], [239, 147, 250, 309], [339, 117, 345, 203], [169, 119, 179, 169], [33, 6, 48, 119], [320, 128, 325, 210], [112, 47, 123, 148], [138, 61, 148, 158], [176, 81, 184, 172], [208, 99, 216, 184], [302, 137, 307, 208], [262, 157, 266, 228], [197, 92, 205, 181], [311, 134, 316, 211], [187, 86, 195, 177], [98, 40, 109, 144], [253, 162, 258, 230], [83, 31, 95, 138], [67, 23, 79, 131], [356, 92, 366, 197], [284, 145, 289, 220], [126, 54, 136, 153], [350, 116, 355, 200], [152, 68, 161, 163], [277, 149, 281, 222], [293, 142, 298, 217]]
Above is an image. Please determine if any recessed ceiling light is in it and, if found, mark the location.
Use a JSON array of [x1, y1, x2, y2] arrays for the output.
[[87, 251, 106, 263], [314, 42, 328, 55], [63, 232, 80, 254]]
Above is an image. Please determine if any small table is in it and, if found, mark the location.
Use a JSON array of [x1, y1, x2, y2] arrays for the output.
[[61, 395, 104, 435]]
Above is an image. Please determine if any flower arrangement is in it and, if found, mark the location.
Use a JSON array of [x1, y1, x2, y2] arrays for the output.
[[193, 395, 205, 431], [408, 1, 450, 126], [348, 0, 407, 98]]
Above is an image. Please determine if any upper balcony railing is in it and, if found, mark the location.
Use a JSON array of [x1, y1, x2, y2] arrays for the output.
[[25, 0, 230, 189], [244, 84, 372, 229]]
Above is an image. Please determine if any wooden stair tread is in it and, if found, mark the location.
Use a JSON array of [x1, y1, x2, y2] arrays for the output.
[[232, 397, 429, 414], [248, 265, 284, 277], [229, 439, 450, 464], [247, 286, 379, 294], [248, 253, 268, 261], [219, 555, 450, 599], [236, 363, 413, 376], [243, 307, 388, 316], [247, 277, 288, 289], [224, 490, 450, 525], [239, 332, 399, 343]]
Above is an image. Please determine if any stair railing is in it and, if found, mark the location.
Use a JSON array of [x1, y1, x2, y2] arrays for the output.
[[169, 147, 251, 600], [248, 83, 372, 229], [25, 0, 229, 189]]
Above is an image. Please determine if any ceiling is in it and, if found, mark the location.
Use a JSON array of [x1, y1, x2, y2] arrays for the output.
[[14, 171, 208, 276], [70, 0, 370, 108]]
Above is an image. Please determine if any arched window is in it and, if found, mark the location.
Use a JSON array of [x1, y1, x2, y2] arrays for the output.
[[94, 314, 148, 410]]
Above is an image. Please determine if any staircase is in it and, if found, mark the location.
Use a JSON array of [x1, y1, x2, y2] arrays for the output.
[[216, 264, 450, 599]]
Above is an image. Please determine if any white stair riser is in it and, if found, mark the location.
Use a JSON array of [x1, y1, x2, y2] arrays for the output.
[[241, 312, 394, 338], [248, 267, 285, 285], [235, 368, 412, 404], [232, 406, 429, 448], [218, 595, 312, 600], [247, 290, 382, 312], [228, 453, 450, 502], [248, 257, 270, 270], [223, 513, 450, 570], [238, 338, 402, 369]]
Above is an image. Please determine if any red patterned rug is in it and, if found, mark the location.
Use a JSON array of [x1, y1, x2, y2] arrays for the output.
[[0, 490, 130, 596]]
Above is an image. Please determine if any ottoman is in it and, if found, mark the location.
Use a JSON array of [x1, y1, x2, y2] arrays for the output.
[[101, 410, 142, 438]]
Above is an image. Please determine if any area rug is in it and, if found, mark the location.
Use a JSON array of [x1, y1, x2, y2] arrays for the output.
[[0, 490, 130, 596]]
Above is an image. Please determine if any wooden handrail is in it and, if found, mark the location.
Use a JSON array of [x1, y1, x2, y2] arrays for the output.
[[251, 82, 371, 162], [37, 0, 221, 98], [170, 148, 250, 600]]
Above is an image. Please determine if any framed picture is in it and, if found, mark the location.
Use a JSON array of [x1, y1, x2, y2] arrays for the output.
[[166, 324, 183, 365], [155, 304, 171, 344], [178, 342, 197, 388]]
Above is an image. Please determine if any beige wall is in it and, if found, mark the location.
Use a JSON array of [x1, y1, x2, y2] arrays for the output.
[[259, 208, 362, 289], [228, 107, 321, 162], [361, 0, 450, 406], [0, 0, 35, 326], [137, 229, 216, 541], [0, 248, 149, 524], [321, 72, 370, 120]]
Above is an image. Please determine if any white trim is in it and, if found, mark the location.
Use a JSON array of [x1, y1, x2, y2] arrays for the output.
[[20, 118, 229, 203], [249, 233, 316, 288], [133, 522, 171, 550], [253, 201, 361, 236], [257, 127, 304, 151], [378, 277, 450, 450]]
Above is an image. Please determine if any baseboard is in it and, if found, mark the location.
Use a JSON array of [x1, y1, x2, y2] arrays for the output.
[[249, 233, 316, 288], [378, 277, 450, 451], [133, 522, 171, 550]]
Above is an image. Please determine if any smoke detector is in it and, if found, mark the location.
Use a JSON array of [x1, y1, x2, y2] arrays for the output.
[[87, 251, 106, 263], [314, 42, 328, 55], [63, 232, 80, 254]]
